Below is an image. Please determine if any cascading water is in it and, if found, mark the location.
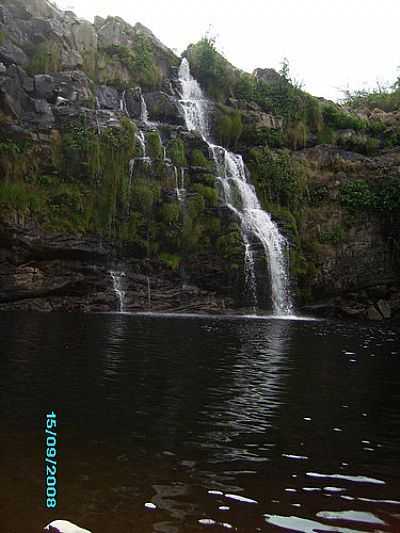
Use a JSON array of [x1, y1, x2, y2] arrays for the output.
[[120, 90, 128, 115], [178, 58, 293, 315], [140, 93, 149, 124], [110, 271, 127, 312]]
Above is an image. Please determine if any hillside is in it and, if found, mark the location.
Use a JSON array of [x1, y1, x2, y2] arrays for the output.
[[0, 0, 399, 319]]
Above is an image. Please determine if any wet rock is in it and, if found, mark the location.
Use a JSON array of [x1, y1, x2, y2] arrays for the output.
[[376, 299, 391, 319]]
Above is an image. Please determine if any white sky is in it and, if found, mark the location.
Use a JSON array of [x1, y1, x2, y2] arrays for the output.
[[55, 0, 400, 101]]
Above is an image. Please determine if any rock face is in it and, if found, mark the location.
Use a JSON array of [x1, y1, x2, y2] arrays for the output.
[[0, 0, 398, 319]]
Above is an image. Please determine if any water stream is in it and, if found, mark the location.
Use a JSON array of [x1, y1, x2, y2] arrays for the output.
[[178, 58, 293, 315], [109, 271, 126, 312]]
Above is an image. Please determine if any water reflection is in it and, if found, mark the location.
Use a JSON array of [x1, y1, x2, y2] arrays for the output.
[[0, 312, 399, 533]]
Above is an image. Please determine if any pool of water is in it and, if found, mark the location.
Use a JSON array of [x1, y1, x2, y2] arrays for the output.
[[0, 312, 399, 532]]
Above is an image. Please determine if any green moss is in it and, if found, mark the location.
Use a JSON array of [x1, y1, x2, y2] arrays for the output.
[[0, 31, 6, 46]]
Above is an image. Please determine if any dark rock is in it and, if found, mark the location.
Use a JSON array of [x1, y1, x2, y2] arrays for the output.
[[367, 305, 383, 321], [376, 299, 391, 319], [34, 74, 56, 101], [124, 87, 143, 119], [96, 85, 120, 110], [0, 39, 28, 66], [53, 70, 93, 102], [17, 66, 34, 93], [144, 91, 185, 126], [0, 64, 32, 118]]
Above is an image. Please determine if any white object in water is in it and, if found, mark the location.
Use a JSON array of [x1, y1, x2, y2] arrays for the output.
[[44, 520, 92, 533]]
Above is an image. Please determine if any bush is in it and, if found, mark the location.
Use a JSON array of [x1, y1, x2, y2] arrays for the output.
[[322, 103, 366, 131], [340, 179, 375, 210]]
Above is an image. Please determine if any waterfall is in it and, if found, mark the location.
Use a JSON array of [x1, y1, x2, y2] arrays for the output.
[[110, 271, 126, 312], [140, 93, 149, 124], [178, 58, 293, 315], [120, 90, 128, 115], [174, 166, 185, 202]]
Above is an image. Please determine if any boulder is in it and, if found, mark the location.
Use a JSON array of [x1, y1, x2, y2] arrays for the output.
[[143, 91, 185, 126], [253, 67, 283, 85]]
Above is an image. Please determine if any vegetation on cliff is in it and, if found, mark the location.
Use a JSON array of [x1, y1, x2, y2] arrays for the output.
[[0, 0, 399, 312]]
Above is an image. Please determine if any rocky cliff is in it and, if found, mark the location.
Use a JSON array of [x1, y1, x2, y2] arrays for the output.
[[0, 0, 399, 319]]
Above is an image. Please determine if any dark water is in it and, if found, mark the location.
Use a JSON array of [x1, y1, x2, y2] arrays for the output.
[[1, 312, 400, 533]]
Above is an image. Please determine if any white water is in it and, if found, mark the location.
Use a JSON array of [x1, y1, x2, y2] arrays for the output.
[[120, 90, 128, 115], [140, 94, 149, 124], [174, 166, 185, 202], [178, 58, 293, 314], [110, 271, 126, 312]]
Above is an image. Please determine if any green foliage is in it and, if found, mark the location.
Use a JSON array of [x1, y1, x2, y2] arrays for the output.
[[0, 31, 6, 46], [104, 35, 161, 90], [319, 224, 345, 244], [160, 252, 181, 271], [27, 40, 62, 75], [240, 126, 284, 148], [186, 37, 237, 101], [216, 222, 243, 272], [340, 179, 375, 211], [146, 131, 163, 160], [0, 181, 46, 215], [167, 138, 187, 167], [321, 103, 366, 131], [191, 183, 218, 207], [214, 106, 243, 148], [191, 148, 210, 168], [342, 83, 400, 113], [247, 147, 308, 211], [337, 133, 380, 155], [316, 126, 336, 145], [0, 138, 39, 181]]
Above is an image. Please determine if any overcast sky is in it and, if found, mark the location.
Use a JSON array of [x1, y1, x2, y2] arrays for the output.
[[55, 0, 399, 101]]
